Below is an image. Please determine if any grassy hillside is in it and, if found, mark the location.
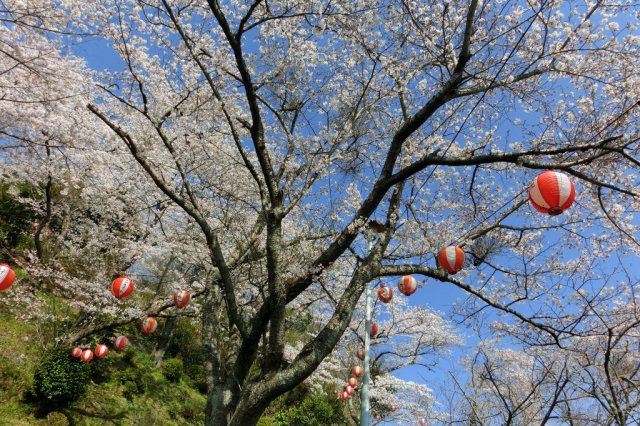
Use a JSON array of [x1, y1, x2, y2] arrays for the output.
[[0, 305, 350, 426], [0, 309, 206, 426]]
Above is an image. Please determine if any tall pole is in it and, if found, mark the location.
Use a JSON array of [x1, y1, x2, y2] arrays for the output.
[[360, 239, 374, 426]]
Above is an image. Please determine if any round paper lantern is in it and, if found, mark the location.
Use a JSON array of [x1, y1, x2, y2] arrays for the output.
[[348, 377, 357, 388], [95, 344, 109, 359], [340, 391, 349, 400], [111, 276, 134, 299], [419, 418, 426, 426], [357, 347, 365, 361], [71, 347, 82, 358], [114, 335, 128, 351], [438, 245, 465, 274], [376, 415, 382, 421], [346, 385, 354, 395], [173, 289, 191, 309], [0, 264, 16, 291], [370, 322, 378, 338], [351, 365, 364, 378], [377, 286, 393, 303], [391, 405, 397, 412], [81, 349, 94, 363], [529, 170, 575, 215], [141, 316, 157, 335], [398, 275, 417, 296]]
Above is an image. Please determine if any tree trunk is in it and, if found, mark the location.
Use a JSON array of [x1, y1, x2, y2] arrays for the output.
[[227, 384, 270, 426], [205, 380, 238, 426], [203, 286, 242, 426], [153, 316, 177, 367]]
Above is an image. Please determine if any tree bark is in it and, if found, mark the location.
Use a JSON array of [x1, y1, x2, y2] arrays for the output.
[[153, 316, 177, 367]]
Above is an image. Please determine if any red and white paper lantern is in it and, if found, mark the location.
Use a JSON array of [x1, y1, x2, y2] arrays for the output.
[[356, 347, 365, 361], [0, 264, 16, 291], [377, 286, 393, 303], [370, 322, 378, 338], [348, 377, 357, 388], [81, 349, 94, 363], [346, 385, 354, 395], [71, 347, 82, 358], [528, 170, 576, 215], [419, 418, 426, 426], [397, 275, 417, 296], [391, 405, 397, 412], [437, 245, 465, 274], [95, 344, 109, 359], [351, 365, 364, 378], [173, 289, 191, 309], [141, 316, 157, 335], [340, 391, 349, 400], [114, 335, 128, 351], [111, 276, 134, 299]]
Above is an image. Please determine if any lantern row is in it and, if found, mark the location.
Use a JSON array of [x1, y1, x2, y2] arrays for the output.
[[0, 170, 575, 296], [345, 171, 576, 424], [68, 277, 193, 363]]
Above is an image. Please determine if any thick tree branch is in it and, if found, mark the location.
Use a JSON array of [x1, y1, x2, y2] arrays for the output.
[[87, 104, 247, 338]]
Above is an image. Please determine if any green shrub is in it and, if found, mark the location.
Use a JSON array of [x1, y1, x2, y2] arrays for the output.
[[162, 358, 183, 383], [179, 397, 205, 421], [269, 393, 349, 426], [46, 411, 69, 426], [186, 364, 207, 394], [118, 368, 148, 398], [166, 320, 204, 368], [29, 347, 90, 407]]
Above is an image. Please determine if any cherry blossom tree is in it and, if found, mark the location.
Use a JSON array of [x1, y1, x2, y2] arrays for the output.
[[3, 0, 640, 425]]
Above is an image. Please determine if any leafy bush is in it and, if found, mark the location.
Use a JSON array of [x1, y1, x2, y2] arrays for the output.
[[89, 354, 113, 384], [162, 358, 183, 383], [29, 347, 90, 407], [187, 364, 207, 394], [261, 392, 349, 426], [118, 367, 148, 398], [46, 411, 69, 426], [166, 320, 204, 368]]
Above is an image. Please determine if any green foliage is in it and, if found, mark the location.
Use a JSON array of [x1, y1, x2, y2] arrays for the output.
[[165, 319, 204, 367], [0, 182, 37, 256], [46, 411, 69, 426], [115, 351, 154, 398], [29, 347, 90, 407], [0, 355, 27, 395], [162, 357, 184, 382], [89, 353, 113, 384], [259, 389, 349, 426], [186, 364, 207, 394]]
